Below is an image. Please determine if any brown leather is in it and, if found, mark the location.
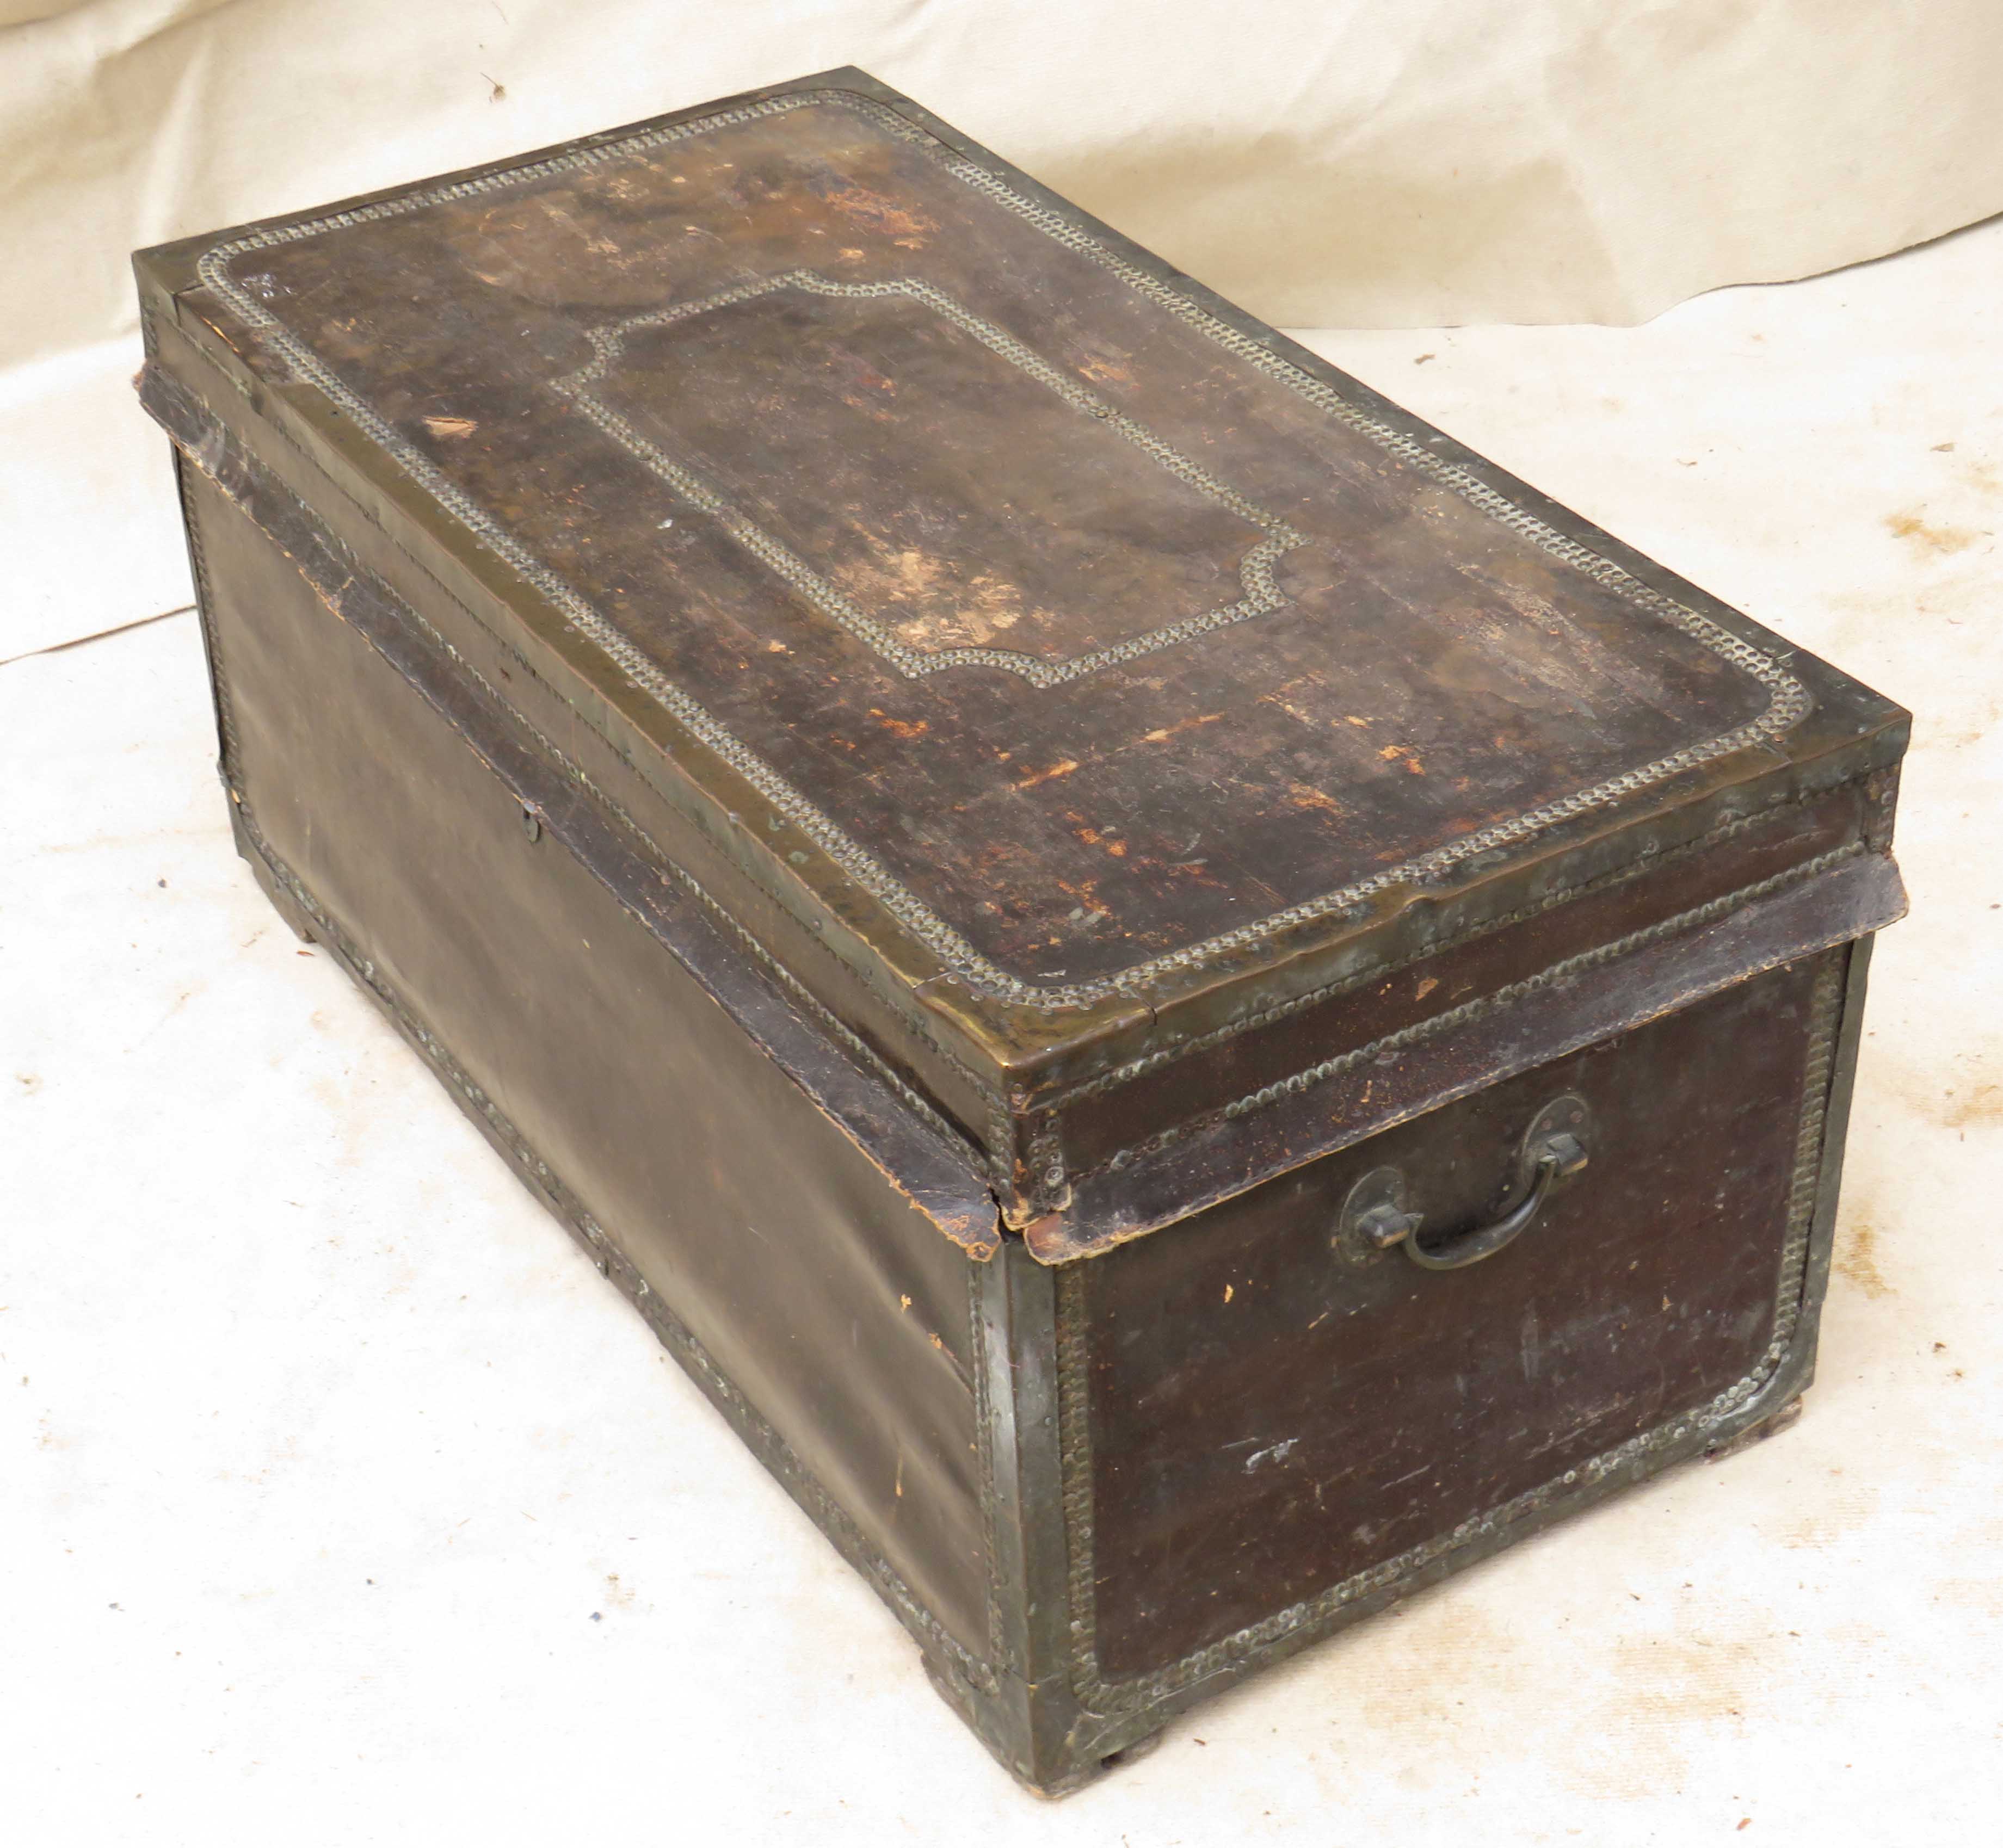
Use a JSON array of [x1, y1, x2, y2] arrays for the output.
[[132, 70, 1909, 1796], [1075, 950, 1840, 1674], [133, 69, 1908, 1240]]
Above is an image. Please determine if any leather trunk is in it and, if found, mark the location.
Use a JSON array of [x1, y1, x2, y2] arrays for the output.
[[133, 68, 1908, 1795]]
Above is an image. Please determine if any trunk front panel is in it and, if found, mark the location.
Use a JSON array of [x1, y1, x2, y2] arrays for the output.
[[1072, 950, 1841, 1679]]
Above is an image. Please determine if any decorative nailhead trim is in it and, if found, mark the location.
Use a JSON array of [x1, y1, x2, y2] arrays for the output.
[[189, 87, 1810, 1010], [1053, 950, 1846, 1714], [1038, 791, 1842, 1112], [1024, 1115, 1070, 1219], [557, 270, 1305, 688]]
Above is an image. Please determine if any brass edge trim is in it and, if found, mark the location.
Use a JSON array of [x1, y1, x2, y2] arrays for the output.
[[1076, 840, 1865, 1182], [967, 1259, 1013, 1678], [1053, 950, 1845, 1714], [186, 85, 1811, 1012]]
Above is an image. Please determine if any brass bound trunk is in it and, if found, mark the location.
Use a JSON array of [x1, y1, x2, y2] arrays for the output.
[[134, 69, 1908, 1794]]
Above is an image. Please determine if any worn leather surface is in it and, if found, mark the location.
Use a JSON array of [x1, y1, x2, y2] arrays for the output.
[[149, 79, 1851, 1007], [134, 73, 1910, 1243], [109, 94, 1922, 1785], [128, 79, 1914, 1787], [184, 466, 996, 1662]]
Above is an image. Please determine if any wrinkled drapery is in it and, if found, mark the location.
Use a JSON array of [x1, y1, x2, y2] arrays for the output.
[[5, 0, 2002, 372]]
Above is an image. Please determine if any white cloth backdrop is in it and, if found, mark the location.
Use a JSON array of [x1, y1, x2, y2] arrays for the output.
[[5, 0, 2003, 658], [6, 8, 2003, 1834], [9, 0, 2003, 357]]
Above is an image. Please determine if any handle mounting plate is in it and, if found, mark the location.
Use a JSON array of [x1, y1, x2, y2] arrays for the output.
[[1334, 1092, 1593, 1271]]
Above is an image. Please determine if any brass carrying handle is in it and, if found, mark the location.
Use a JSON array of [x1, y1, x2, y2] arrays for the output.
[[1338, 1095, 1592, 1272]]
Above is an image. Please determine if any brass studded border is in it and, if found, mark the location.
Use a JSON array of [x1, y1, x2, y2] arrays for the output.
[[192, 85, 1811, 1010]]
